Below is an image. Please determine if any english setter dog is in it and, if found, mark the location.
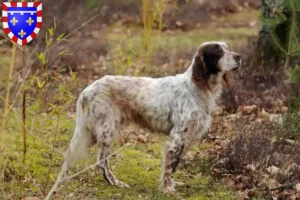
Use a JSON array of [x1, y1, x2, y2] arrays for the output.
[[53, 41, 241, 195]]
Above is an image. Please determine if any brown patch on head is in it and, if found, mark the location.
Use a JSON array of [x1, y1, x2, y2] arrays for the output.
[[192, 51, 210, 90], [192, 43, 225, 90]]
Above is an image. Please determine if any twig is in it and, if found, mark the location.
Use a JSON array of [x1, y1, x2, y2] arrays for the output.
[[0, 42, 17, 198], [269, 184, 294, 191], [270, 31, 287, 55], [64, 144, 129, 181], [282, 138, 300, 146], [4, 44, 16, 114], [7, 65, 32, 114], [19, 49, 27, 200], [45, 111, 60, 193], [27, 12, 100, 70], [0, 31, 23, 51], [0, 95, 64, 156], [45, 143, 129, 200]]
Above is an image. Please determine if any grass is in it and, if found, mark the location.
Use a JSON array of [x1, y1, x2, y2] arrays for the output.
[[1, 112, 72, 198], [0, 55, 11, 89], [213, 9, 259, 24], [2, 110, 236, 199], [1, 79, 237, 200], [106, 9, 259, 76], [108, 26, 256, 52]]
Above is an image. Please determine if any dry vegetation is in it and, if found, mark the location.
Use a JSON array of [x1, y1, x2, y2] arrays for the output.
[[1, 0, 300, 199]]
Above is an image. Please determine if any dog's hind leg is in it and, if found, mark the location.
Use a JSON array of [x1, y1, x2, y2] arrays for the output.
[[97, 142, 130, 188], [63, 125, 94, 175], [95, 116, 130, 188]]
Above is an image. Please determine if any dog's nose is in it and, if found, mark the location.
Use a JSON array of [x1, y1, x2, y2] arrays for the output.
[[234, 54, 241, 61]]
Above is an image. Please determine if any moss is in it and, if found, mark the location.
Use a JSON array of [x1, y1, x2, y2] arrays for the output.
[[55, 137, 236, 199]]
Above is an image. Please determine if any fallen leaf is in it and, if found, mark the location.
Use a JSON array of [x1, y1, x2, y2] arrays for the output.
[[245, 164, 256, 172], [137, 134, 146, 143], [240, 105, 258, 115], [258, 108, 270, 119], [266, 165, 280, 176], [295, 183, 300, 193]]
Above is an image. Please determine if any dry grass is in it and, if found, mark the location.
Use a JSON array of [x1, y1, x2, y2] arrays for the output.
[[216, 111, 300, 199]]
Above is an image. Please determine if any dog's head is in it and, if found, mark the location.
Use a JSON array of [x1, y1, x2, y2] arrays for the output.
[[192, 41, 241, 90]]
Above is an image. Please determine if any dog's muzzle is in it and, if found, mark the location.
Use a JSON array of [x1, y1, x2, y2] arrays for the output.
[[233, 66, 240, 71], [233, 61, 241, 71]]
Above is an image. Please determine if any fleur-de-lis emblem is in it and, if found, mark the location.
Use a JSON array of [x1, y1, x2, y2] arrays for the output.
[[26, 17, 34, 26], [18, 29, 26, 38], [10, 17, 18, 26]]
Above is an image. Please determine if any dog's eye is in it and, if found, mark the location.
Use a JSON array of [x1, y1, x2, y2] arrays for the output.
[[216, 47, 222, 53]]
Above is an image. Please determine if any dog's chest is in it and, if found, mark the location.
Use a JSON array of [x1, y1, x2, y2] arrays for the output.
[[197, 114, 212, 139], [140, 103, 173, 134]]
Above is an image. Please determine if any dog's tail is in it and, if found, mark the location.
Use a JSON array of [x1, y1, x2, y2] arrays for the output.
[[64, 122, 92, 166], [45, 120, 93, 200]]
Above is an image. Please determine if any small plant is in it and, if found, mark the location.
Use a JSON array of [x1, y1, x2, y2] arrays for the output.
[[0, 19, 78, 199], [112, 0, 178, 76], [262, 0, 300, 140], [277, 111, 300, 140]]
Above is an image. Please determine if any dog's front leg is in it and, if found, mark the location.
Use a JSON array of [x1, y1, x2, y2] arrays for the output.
[[159, 125, 195, 193]]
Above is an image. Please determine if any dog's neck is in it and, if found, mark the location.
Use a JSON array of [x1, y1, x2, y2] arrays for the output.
[[183, 64, 224, 97], [208, 72, 224, 98]]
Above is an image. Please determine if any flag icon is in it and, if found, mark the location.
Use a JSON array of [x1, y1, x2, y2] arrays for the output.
[[2, 2, 42, 46]]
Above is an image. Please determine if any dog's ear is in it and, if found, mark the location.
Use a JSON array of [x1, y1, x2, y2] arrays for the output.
[[223, 72, 233, 88], [192, 50, 210, 90]]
